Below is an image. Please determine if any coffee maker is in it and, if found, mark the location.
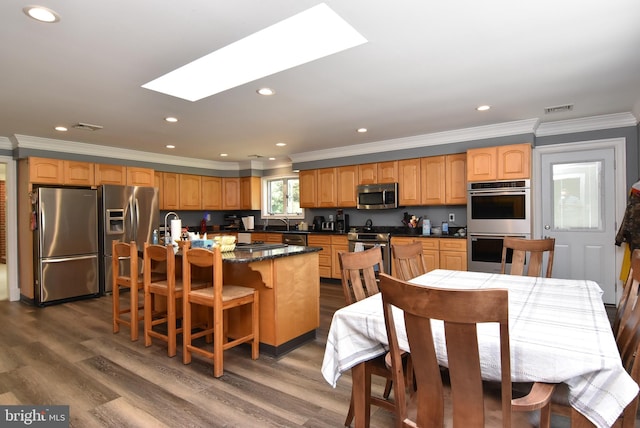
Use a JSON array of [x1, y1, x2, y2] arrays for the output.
[[336, 209, 349, 233], [312, 216, 325, 232]]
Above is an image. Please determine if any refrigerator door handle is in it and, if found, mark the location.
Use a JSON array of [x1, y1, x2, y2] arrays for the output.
[[42, 254, 98, 263], [134, 197, 140, 236], [40, 201, 45, 247], [129, 198, 135, 237]]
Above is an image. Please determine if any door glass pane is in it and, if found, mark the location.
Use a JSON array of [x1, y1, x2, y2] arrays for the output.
[[552, 161, 602, 230]]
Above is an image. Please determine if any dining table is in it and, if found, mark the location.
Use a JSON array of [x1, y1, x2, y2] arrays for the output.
[[321, 269, 639, 428]]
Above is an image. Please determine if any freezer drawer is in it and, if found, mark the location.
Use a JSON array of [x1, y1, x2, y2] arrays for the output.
[[38, 254, 99, 305]]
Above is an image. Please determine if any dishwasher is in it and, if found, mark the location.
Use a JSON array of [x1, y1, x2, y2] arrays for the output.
[[282, 233, 308, 246]]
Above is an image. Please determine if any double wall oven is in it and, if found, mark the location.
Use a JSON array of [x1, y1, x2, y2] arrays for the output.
[[467, 179, 532, 273]]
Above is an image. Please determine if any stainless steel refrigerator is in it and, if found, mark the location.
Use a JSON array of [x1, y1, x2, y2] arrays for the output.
[[98, 185, 159, 294], [34, 187, 100, 305]]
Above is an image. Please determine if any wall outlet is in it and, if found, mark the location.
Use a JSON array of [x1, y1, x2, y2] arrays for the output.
[[448, 213, 455, 223]]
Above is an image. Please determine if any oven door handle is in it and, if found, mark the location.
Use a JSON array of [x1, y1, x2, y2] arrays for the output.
[[468, 189, 528, 196]]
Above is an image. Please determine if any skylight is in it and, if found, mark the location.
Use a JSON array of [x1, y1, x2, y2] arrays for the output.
[[142, 3, 367, 102]]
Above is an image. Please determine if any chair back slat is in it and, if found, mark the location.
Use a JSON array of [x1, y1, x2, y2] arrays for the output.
[[391, 241, 428, 281], [338, 246, 384, 305], [501, 237, 555, 278]]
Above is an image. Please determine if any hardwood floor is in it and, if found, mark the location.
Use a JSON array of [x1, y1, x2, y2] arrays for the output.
[[0, 282, 396, 427], [0, 282, 621, 427]]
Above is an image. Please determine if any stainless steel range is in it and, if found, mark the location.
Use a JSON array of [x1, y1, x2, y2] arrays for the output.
[[347, 231, 392, 274]]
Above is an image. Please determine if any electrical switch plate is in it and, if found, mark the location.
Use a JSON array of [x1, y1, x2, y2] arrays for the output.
[[448, 213, 455, 222]]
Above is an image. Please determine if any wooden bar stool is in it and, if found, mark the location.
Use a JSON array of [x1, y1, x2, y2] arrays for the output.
[[182, 242, 259, 378], [112, 241, 143, 341]]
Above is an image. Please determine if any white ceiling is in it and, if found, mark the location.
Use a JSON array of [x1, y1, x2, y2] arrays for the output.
[[1, 1, 639, 166]]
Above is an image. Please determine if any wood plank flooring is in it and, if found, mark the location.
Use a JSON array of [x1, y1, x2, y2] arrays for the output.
[[0, 281, 617, 427]]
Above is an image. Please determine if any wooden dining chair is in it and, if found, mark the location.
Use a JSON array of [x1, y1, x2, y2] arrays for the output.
[[182, 242, 259, 378], [112, 240, 144, 341], [391, 241, 428, 281], [339, 247, 411, 426], [500, 237, 555, 278], [378, 272, 555, 428], [551, 257, 640, 428], [143, 243, 209, 357]]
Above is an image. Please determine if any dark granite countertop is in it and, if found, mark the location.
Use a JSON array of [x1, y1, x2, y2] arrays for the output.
[[242, 228, 467, 239], [221, 245, 322, 263]]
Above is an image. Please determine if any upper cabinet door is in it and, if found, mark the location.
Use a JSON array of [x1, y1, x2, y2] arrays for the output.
[[162, 173, 179, 211], [466, 147, 497, 182], [377, 161, 398, 183], [222, 177, 241, 210], [421, 156, 446, 205], [317, 167, 337, 207], [180, 174, 202, 210], [299, 170, 317, 208], [445, 153, 467, 204], [95, 164, 127, 185], [126, 167, 154, 186], [63, 160, 95, 186], [497, 144, 531, 179], [398, 158, 421, 206], [202, 176, 222, 210], [337, 165, 358, 207], [241, 176, 261, 210], [29, 157, 63, 184], [358, 163, 378, 185]]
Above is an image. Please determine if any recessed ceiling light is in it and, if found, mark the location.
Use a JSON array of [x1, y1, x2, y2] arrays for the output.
[[357, 128, 367, 133], [275, 142, 287, 147], [23, 6, 60, 23], [54, 126, 67, 132], [165, 117, 178, 123], [476, 105, 491, 111], [142, 3, 367, 102], [257, 88, 275, 96], [166, 144, 175, 149], [269, 157, 276, 161], [220, 153, 228, 157]]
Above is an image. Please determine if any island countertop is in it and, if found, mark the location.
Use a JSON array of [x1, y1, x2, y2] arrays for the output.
[[221, 244, 321, 263]]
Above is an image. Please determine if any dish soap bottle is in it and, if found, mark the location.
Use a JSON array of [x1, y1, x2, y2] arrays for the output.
[[200, 216, 207, 235]]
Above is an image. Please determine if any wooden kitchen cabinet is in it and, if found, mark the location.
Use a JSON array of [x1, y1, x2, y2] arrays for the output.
[[202, 176, 222, 210], [299, 169, 317, 208], [330, 235, 349, 279], [377, 161, 398, 183], [162, 172, 179, 210], [398, 158, 421, 206], [439, 239, 467, 271], [467, 143, 530, 181], [222, 177, 241, 210], [126, 167, 154, 186], [154, 171, 164, 209], [358, 163, 378, 185], [390, 236, 440, 273], [317, 167, 337, 208], [337, 165, 358, 207], [180, 174, 202, 210], [241, 176, 261, 210], [309, 234, 332, 278], [445, 153, 467, 204], [63, 160, 95, 186], [421, 156, 446, 205], [95, 163, 127, 185], [28, 157, 63, 184]]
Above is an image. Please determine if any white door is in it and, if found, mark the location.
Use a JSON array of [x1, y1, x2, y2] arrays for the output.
[[536, 139, 625, 305]]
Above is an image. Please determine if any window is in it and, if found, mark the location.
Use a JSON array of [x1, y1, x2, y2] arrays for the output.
[[262, 176, 303, 219]]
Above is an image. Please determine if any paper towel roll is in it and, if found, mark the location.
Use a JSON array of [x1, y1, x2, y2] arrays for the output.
[[170, 219, 182, 246]]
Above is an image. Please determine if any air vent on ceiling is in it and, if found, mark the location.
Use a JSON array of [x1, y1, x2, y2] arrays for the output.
[[72, 122, 103, 131], [248, 154, 264, 159], [544, 104, 574, 114]]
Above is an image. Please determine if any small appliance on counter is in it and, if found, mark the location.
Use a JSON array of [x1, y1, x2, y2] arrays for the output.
[[312, 216, 325, 231], [363, 218, 374, 232], [336, 209, 349, 233], [321, 221, 335, 231], [223, 214, 241, 230]]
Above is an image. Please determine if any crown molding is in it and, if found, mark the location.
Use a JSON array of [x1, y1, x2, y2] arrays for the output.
[[290, 118, 539, 163], [0, 137, 12, 150], [14, 134, 239, 170], [535, 112, 638, 137]]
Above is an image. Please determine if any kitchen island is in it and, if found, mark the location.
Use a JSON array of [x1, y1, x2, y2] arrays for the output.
[[219, 244, 321, 356]]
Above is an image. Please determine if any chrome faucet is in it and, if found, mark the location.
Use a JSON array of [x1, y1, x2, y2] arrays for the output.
[[164, 211, 180, 245], [276, 217, 290, 231]]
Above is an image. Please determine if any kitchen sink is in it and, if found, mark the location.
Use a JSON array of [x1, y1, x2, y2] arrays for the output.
[[234, 242, 289, 252]]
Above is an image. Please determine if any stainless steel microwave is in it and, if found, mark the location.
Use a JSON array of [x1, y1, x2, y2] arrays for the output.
[[356, 183, 398, 210]]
